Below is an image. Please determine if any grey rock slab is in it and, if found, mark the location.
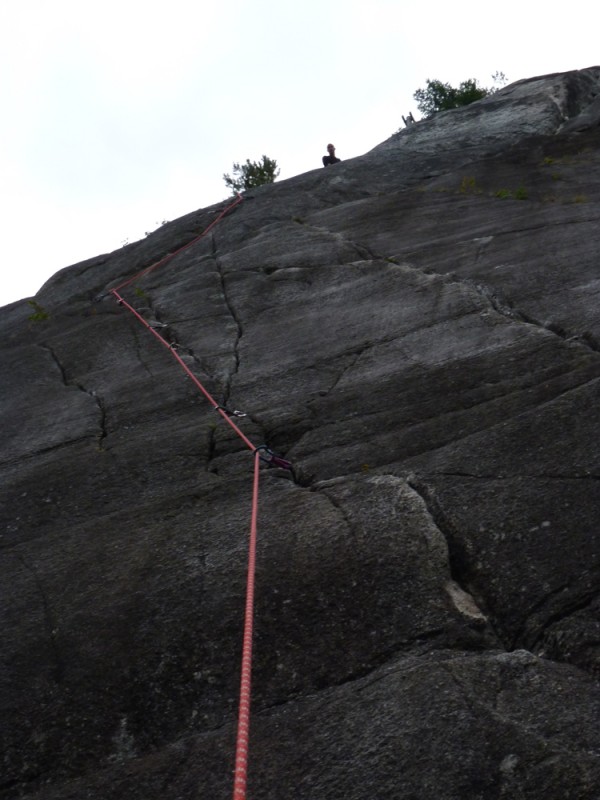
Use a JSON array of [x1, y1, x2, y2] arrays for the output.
[[1, 474, 491, 794], [303, 132, 600, 347], [292, 313, 600, 482], [2, 68, 600, 800], [18, 651, 600, 800]]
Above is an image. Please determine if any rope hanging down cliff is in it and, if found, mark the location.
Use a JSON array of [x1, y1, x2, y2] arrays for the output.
[[108, 193, 291, 800]]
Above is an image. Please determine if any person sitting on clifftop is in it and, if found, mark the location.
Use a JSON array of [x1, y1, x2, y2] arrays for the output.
[[322, 143, 341, 166]]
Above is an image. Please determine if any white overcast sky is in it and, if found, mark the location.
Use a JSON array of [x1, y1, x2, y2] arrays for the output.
[[1, 1, 598, 307]]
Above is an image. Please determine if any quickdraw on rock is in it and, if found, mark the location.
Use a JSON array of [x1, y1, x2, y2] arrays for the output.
[[215, 404, 247, 418], [254, 445, 294, 472]]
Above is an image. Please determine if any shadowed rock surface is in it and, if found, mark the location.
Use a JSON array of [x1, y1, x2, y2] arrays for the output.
[[1, 67, 600, 799]]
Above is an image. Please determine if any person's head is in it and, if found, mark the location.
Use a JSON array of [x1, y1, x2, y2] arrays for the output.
[[327, 143, 336, 155]]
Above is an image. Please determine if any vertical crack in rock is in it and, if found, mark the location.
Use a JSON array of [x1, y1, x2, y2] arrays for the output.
[[120, 291, 231, 471], [92, 392, 108, 450], [307, 478, 468, 682], [408, 473, 599, 671], [405, 476, 497, 635], [202, 237, 274, 473], [131, 273, 268, 475], [41, 342, 69, 385], [40, 344, 108, 450], [211, 236, 242, 409], [16, 553, 64, 684]]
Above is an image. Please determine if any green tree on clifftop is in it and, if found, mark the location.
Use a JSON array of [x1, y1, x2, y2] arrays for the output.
[[223, 155, 280, 193], [414, 73, 506, 118]]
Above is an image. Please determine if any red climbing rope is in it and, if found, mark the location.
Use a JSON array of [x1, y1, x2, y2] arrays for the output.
[[232, 448, 261, 800], [109, 289, 256, 452], [109, 194, 290, 800], [111, 192, 244, 292]]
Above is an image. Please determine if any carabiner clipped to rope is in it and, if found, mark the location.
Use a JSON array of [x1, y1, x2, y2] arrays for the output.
[[215, 404, 247, 418], [254, 445, 293, 472]]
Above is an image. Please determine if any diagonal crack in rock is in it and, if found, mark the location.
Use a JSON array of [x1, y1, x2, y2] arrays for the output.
[[40, 344, 108, 449]]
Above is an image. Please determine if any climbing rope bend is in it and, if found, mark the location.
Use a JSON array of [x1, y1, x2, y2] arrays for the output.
[[111, 193, 244, 293], [108, 194, 290, 800]]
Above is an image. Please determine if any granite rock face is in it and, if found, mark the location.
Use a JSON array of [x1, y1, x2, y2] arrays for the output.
[[1, 67, 600, 799]]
